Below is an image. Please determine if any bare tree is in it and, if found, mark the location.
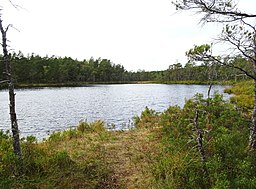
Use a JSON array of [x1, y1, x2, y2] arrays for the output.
[[193, 110, 210, 181], [0, 15, 22, 159], [173, 0, 256, 150]]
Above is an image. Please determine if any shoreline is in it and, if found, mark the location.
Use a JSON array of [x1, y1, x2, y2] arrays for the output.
[[0, 80, 238, 89]]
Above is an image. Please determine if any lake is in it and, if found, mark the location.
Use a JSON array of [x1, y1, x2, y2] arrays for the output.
[[0, 84, 230, 139]]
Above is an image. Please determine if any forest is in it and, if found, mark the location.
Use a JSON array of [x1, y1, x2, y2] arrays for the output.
[[0, 52, 251, 86]]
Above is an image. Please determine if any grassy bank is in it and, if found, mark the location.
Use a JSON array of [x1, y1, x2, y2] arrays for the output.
[[0, 81, 135, 89], [160, 80, 236, 85], [224, 80, 254, 110], [0, 121, 161, 189], [0, 80, 237, 89], [15, 81, 136, 88]]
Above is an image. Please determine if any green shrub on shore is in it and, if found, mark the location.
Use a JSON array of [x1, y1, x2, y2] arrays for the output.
[[135, 93, 256, 188], [133, 106, 160, 129]]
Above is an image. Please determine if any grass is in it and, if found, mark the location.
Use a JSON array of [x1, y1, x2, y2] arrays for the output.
[[0, 121, 162, 189], [156, 80, 236, 85], [224, 80, 254, 111], [0, 80, 236, 90], [103, 128, 161, 188]]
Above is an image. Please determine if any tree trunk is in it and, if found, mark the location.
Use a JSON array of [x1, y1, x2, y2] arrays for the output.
[[8, 81, 22, 157], [0, 17, 22, 159], [193, 110, 209, 178]]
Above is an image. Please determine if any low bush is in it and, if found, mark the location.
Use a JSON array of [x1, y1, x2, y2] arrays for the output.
[[134, 106, 160, 129], [135, 93, 256, 188]]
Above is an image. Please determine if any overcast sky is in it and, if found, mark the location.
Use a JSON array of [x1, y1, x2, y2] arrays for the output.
[[1, 0, 255, 71]]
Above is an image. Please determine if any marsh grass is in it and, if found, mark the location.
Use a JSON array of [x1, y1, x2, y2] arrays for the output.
[[224, 80, 254, 111], [0, 127, 115, 188], [0, 120, 161, 189]]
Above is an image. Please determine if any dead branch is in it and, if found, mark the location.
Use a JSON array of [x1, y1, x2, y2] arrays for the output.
[[193, 110, 210, 180], [0, 79, 9, 84]]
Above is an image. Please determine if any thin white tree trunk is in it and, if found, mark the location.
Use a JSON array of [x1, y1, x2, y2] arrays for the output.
[[0, 17, 22, 159]]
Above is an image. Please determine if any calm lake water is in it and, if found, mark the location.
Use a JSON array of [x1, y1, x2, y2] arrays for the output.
[[0, 84, 230, 139]]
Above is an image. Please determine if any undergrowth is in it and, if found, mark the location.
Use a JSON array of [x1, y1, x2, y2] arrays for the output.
[[134, 92, 256, 188], [0, 121, 116, 189]]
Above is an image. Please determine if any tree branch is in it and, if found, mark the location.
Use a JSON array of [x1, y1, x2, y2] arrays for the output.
[[207, 55, 256, 79], [8, 0, 21, 10], [174, 0, 256, 23], [5, 24, 12, 33], [0, 80, 9, 84]]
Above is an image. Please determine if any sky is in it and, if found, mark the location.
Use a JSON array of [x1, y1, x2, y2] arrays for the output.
[[1, 0, 256, 71]]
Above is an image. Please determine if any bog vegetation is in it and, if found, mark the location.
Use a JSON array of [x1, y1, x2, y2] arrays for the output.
[[134, 82, 256, 188], [1, 81, 256, 188]]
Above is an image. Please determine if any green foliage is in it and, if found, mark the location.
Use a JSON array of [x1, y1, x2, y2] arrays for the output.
[[48, 120, 109, 144], [225, 80, 254, 110], [0, 121, 114, 189], [6, 53, 127, 84], [0, 131, 19, 180], [135, 93, 255, 188], [186, 44, 211, 57], [165, 57, 250, 82], [0, 53, 251, 89], [48, 128, 78, 142], [134, 106, 160, 128], [225, 80, 254, 96]]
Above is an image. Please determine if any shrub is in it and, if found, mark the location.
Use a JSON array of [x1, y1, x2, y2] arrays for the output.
[[134, 106, 160, 129], [143, 93, 256, 188]]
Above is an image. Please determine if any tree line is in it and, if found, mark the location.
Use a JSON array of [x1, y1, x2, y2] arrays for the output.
[[0, 52, 251, 85], [0, 52, 126, 84], [165, 57, 252, 82]]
